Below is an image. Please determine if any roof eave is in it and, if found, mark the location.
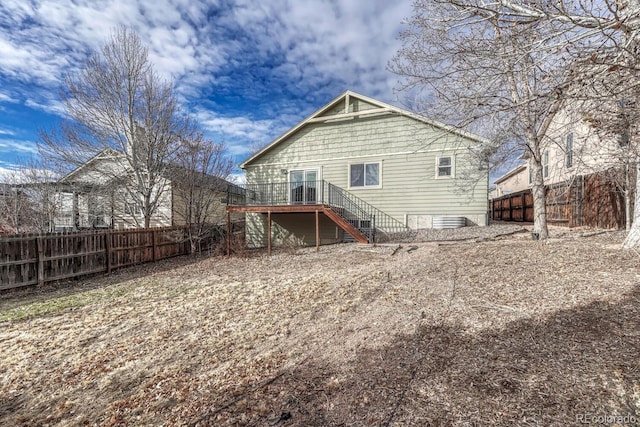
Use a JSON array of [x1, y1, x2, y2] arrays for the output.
[[240, 90, 491, 168]]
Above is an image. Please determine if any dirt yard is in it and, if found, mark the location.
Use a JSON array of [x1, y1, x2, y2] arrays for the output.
[[1, 225, 639, 426]]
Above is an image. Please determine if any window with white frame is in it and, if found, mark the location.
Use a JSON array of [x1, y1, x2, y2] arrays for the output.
[[349, 162, 380, 188], [124, 201, 142, 216], [565, 132, 574, 168], [542, 151, 549, 178], [436, 156, 453, 178]]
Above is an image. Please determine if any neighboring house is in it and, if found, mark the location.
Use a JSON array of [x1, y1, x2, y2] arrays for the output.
[[228, 90, 489, 248], [491, 109, 635, 228], [493, 165, 528, 197], [53, 149, 241, 231]]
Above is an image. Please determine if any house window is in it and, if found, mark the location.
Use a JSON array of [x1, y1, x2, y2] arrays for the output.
[[542, 151, 549, 178], [349, 162, 380, 188], [125, 201, 142, 216], [565, 132, 573, 169], [436, 156, 453, 178]]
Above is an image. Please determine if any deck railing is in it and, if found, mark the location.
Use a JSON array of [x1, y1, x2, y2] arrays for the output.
[[228, 180, 409, 241]]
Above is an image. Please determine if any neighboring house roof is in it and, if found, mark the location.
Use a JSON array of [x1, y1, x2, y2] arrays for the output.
[[241, 90, 491, 169], [59, 148, 241, 194], [163, 164, 244, 194], [60, 148, 121, 183], [493, 164, 527, 185]]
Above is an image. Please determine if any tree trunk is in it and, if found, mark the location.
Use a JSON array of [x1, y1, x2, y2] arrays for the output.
[[622, 162, 640, 248], [625, 162, 631, 231], [530, 158, 549, 239]]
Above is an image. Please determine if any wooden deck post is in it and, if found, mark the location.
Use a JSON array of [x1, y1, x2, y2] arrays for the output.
[[315, 210, 320, 252], [267, 211, 272, 256]]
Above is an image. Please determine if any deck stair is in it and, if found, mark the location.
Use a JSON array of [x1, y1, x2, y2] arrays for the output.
[[227, 179, 409, 243]]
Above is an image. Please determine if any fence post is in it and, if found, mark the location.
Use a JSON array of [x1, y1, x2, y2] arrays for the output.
[[508, 196, 513, 220], [36, 235, 44, 286], [152, 229, 158, 262], [105, 231, 112, 274], [226, 211, 231, 256]]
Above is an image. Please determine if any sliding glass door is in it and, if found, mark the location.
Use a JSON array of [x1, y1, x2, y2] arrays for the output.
[[290, 169, 318, 204]]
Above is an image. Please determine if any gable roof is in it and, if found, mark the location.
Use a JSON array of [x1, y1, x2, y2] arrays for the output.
[[240, 90, 490, 169], [493, 164, 527, 185], [60, 148, 122, 183], [59, 148, 241, 193]]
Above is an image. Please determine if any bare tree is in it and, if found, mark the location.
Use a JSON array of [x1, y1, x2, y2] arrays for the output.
[[390, 0, 582, 239], [40, 26, 195, 228], [476, 0, 640, 247], [169, 134, 234, 251], [0, 172, 29, 234], [391, 0, 640, 243], [0, 160, 64, 233]]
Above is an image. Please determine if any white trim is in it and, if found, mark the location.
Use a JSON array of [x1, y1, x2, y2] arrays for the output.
[[240, 90, 490, 169], [435, 155, 455, 179], [347, 161, 383, 190], [493, 164, 527, 185], [246, 147, 459, 168], [288, 168, 321, 204], [306, 108, 394, 123]]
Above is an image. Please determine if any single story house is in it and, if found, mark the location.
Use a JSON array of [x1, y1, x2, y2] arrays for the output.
[[227, 90, 490, 248]]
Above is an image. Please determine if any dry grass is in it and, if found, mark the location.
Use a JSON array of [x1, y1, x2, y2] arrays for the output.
[[1, 227, 639, 426]]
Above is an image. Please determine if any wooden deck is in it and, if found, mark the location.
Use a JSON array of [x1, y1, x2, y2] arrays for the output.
[[226, 204, 369, 255], [226, 204, 327, 214]]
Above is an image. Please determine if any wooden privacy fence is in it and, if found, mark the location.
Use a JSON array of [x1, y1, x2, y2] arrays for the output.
[[491, 190, 534, 223], [0, 226, 228, 291], [490, 172, 633, 229]]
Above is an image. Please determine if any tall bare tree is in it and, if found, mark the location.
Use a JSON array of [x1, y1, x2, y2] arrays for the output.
[[392, 0, 640, 243], [0, 160, 64, 233], [169, 134, 234, 251], [40, 26, 195, 228], [391, 1, 578, 239]]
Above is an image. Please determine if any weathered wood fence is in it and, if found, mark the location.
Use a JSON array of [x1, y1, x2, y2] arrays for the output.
[[491, 172, 633, 229], [0, 226, 228, 291], [490, 190, 534, 223]]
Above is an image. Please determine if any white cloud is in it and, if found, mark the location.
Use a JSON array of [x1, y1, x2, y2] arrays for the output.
[[0, 0, 416, 164], [0, 91, 18, 104], [0, 139, 39, 154], [24, 97, 66, 117], [195, 109, 288, 156], [228, 172, 246, 185], [198, 112, 276, 140]]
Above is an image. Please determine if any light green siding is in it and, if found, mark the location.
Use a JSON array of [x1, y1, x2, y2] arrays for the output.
[[246, 212, 343, 248], [243, 95, 489, 247]]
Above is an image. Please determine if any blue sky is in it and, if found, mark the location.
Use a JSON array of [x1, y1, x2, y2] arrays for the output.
[[0, 0, 414, 181]]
